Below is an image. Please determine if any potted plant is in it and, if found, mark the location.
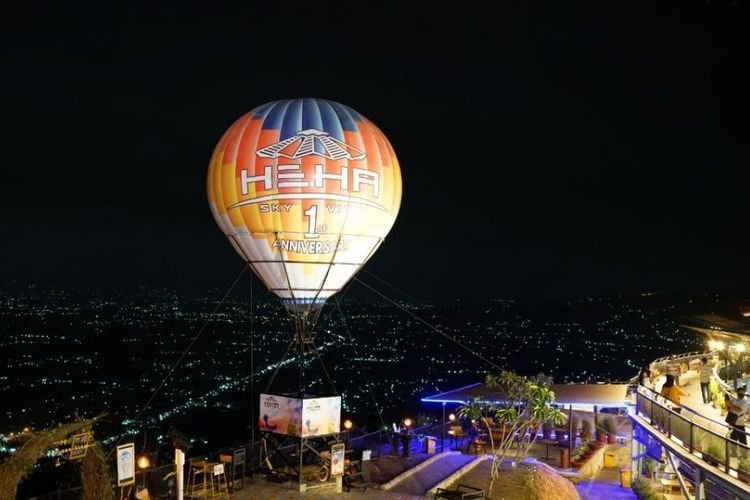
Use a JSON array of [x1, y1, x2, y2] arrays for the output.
[[643, 457, 655, 480], [571, 445, 585, 468], [738, 457, 750, 483], [595, 421, 606, 444], [580, 419, 592, 443], [602, 416, 617, 444], [703, 437, 725, 467]]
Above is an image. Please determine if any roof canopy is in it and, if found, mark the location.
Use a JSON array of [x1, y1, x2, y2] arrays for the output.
[[421, 382, 631, 411]]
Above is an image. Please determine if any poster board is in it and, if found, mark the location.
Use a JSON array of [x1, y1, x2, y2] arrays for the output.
[[116, 443, 135, 486], [259, 393, 341, 437], [330, 443, 345, 477]]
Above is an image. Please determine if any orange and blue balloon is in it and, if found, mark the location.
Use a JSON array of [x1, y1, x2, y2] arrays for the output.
[[207, 98, 402, 314]]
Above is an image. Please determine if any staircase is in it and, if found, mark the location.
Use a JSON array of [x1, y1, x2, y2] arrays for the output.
[[382, 452, 484, 496]]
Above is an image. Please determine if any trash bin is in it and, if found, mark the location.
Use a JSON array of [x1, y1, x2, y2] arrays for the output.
[[360, 449, 372, 482], [424, 436, 437, 454], [604, 452, 614, 468], [620, 468, 631, 487]]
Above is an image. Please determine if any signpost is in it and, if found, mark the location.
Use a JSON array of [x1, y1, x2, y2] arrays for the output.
[[330, 443, 345, 478], [116, 443, 135, 487]]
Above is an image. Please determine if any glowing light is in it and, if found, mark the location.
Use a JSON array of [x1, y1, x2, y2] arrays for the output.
[[344, 419, 353, 430], [709, 340, 726, 351], [137, 455, 151, 469], [735, 343, 746, 353], [449, 413, 456, 421], [403, 418, 412, 428]]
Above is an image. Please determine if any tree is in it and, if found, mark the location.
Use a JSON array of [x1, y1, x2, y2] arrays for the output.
[[456, 371, 567, 487]]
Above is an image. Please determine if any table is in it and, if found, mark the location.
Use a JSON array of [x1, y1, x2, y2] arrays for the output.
[[537, 439, 558, 460], [659, 478, 680, 492], [659, 477, 693, 498]]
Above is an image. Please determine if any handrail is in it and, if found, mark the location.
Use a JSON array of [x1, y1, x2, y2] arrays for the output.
[[627, 350, 713, 384], [635, 385, 750, 480], [636, 383, 747, 439]]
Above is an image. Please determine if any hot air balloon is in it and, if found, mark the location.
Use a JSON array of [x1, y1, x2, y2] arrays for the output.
[[207, 97, 402, 388]]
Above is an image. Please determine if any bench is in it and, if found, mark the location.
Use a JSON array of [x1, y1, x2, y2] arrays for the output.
[[434, 483, 485, 499]]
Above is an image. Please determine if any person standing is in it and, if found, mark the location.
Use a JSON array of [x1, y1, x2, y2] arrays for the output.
[[638, 365, 653, 390], [727, 386, 749, 447], [666, 356, 682, 387], [660, 374, 689, 413], [700, 357, 713, 404]]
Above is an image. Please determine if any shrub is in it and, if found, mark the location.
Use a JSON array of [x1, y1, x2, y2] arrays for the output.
[[580, 419, 592, 442], [706, 438, 726, 461], [602, 416, 616, 435], [632, 477, 661, 500]]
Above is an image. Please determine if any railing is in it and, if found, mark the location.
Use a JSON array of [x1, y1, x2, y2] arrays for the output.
[[635, 385, 750, 483], [627, 350, 712, 384]]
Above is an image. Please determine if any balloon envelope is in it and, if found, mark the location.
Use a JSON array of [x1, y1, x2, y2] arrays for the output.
[[207, 98, 402, 313]]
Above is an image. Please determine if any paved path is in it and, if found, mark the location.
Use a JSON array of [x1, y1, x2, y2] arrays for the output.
[[576, 467, 636, 500], [386, 452, 478, 496], [653, 368, 725, 427]]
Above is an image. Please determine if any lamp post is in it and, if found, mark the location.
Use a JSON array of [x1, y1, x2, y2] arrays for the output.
[[343, 419, 353, 448], [137, 454, 151, 490], [441, 402, 446, 453], [448, 413, 456, 450], [401, 418, 412, 458]]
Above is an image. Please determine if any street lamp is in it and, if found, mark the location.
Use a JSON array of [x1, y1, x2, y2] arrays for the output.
[[343, 419, 353, 447], [137, 455, 151, 490]]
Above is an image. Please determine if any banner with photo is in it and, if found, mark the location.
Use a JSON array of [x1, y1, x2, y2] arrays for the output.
[[259, 394, 341, 437]]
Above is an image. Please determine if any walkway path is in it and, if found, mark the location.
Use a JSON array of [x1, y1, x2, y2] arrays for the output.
[[385, 452, 478, 496], [652, 368, 729, 435]]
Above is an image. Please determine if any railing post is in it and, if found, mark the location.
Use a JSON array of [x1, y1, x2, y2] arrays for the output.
[[689, 420, 693, 453], [667, 410, 671, 438], [651, 394, 655, 427], [725, 436, 730, 474]]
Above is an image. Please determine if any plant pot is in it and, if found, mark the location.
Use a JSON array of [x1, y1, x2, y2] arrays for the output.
[[596, 432, 605, 444], [607, 434, 616, 444], [560, 448, 570, 468], [738, 469, 750, 484]]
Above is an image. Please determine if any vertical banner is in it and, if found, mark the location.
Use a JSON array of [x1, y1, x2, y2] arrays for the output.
[[330, 443, 345, 477], [116, 443, 135, 486]]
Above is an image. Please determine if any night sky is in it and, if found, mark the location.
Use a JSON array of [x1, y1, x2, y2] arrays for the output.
[[1, 2, 748, 302]]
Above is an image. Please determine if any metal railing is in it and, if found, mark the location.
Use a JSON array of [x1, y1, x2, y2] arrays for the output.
[[635, 385, 750, 482]]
